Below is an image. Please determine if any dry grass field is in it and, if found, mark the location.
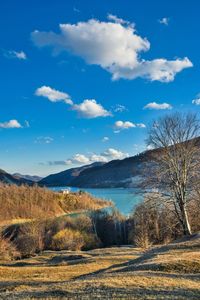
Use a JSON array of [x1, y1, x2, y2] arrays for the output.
[[0, 234, 199, 299]]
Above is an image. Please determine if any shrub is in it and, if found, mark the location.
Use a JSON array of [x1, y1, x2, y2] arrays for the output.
[[0, 236, 20, 261], [129, 196, 184, 247], [82, 233, 101, 250], [15, 235, 40, 258], [71, 215, 93, 233], [51, 228, 84, 251]]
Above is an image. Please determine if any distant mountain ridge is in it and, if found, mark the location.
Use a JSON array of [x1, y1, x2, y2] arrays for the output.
[[0, 169, 33, 185], [13, 173, 43, 182], [3, 137, 199, 188], [39, 162, 105, 187], [39, 150, 154, 188]]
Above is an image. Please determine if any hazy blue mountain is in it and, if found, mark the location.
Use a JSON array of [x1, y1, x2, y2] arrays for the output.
[[13, 173, 42, 182], [0, 169, 33, 185]]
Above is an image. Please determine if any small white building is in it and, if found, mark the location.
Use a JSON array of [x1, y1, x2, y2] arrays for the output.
[[62, 189, 70, 194]]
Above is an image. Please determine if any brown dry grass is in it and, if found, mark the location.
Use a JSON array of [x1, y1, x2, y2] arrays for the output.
[[0, 236, 199, 299], [0, 184, 111, 225]]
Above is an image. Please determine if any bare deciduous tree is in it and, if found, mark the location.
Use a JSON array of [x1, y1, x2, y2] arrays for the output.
[[143, 112, 200, 235]]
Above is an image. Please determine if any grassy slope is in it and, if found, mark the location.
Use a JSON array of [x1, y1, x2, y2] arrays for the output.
[[0, 184, 111, 225], [0, 234, 199, 299]]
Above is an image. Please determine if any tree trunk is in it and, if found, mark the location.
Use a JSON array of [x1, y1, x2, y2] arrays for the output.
[[181, 205, 192, 236]]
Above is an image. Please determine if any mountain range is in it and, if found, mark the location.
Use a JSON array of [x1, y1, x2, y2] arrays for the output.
[[0, 169, 34, 185], [0, 149, 155, 188], [39, 151, 152, 188], [12, 173, 43, 182]]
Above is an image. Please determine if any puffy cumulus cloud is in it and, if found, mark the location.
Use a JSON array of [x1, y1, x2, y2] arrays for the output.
[[70, 154, 90, 164], [192, 98, 200, 105], [158, 17, 170, 26], [90, 154, 108, 162], [35, 136, 54, 144], [102, 148, 129, 160], [0, 119, 22, 129], [35, 87, 110, 119], [32, 18, 192, 82], [35, 86, 73, 105], [144, 102, 172, 110], [48, 154, 91, 166], [114, 120, 146, 131], [3, 50, 27, 60], [130, 58, 192, 82], [72, 99, 112, 118], [115, 120, 135, 130], [48, 148, 129, 166]]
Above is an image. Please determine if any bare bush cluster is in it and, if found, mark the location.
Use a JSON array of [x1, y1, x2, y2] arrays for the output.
[[2, 214, 100, 257], [0, 235, 20, 261], [129, 193, 200, 248]]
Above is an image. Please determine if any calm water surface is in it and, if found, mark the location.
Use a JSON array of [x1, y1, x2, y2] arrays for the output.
[[50, 186, 142, 215]]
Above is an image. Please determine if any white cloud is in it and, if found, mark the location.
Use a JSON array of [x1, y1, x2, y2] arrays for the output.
[[114, 120, 146, 131], [4, 50, 27, 60], [159, 17, 170, 26], [72, 99, 111, 118], [14, 51, 27, 60], [144, 102, 172, 110], [136, 123, 146, 128], [107, 14, 130, 25], [115, 120, 135, 130], [35, 87, 110, 119], [35, 86, 73, 105], [90, 154, 108, 162], [146, 145, 153, 150], [113, 104, 127, 112], [48, 154, 90, 166], [70, 154, 90, 164], [192, 98, 200, 105], [0, 120, 22, 129], [48, 148, 129, 166], [32, 18, 192, 82], [35, 136, 54, 144], [102, 148, 129, 160], [102, 136, 109, 142]]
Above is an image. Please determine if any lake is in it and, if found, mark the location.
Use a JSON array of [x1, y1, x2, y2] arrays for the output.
[[50, 186, 143, 215]]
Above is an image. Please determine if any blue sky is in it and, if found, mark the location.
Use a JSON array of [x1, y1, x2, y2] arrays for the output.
[[0, 0, 200, 176]]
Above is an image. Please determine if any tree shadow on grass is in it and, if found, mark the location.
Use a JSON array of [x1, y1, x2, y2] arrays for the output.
[[1, 286, 200, 299]]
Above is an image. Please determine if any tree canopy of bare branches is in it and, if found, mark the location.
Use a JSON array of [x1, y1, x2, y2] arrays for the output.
[[143, 112, 200, 235]]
